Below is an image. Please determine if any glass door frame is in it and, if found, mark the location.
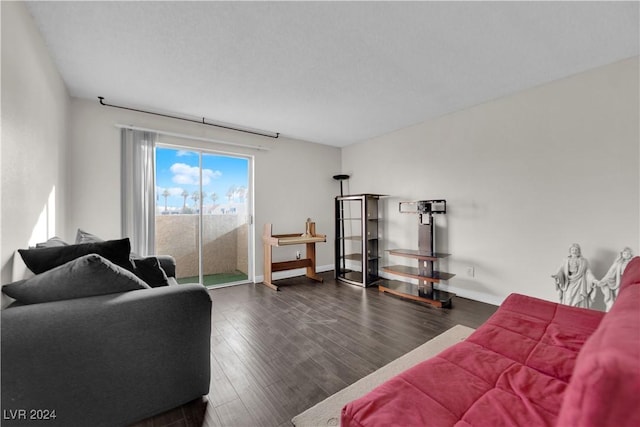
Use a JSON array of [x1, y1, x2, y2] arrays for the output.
[[154, 142, 255, 287]]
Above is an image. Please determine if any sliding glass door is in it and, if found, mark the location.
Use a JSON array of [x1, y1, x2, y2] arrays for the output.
[[154, 145, 252, 287]]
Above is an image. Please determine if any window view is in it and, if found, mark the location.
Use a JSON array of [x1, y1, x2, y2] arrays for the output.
[[154, 146, 251, 287]]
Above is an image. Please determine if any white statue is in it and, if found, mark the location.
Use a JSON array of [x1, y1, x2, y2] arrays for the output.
[[301, 218, 313, 238], [597, 247, 633, 311], [552, 244, 598, 308]]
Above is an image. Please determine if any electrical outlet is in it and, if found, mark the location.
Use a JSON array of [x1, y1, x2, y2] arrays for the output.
[[466, 266, 475, 277], [296, 250, 301, 260]]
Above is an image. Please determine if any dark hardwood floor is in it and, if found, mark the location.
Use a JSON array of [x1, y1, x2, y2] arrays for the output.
[[132, 273, 497, 427]]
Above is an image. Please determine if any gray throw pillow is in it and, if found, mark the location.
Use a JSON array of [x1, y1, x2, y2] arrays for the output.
[[2, 254, 150, 304], [35, 236, 69, 248], [74, 229, 145, 258], [75, 228, 104, 244]]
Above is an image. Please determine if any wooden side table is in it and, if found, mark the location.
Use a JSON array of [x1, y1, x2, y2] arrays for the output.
[[262, 222, 326, 290]]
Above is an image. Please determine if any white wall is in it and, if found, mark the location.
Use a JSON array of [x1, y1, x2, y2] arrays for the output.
[[68, 98, 341, 279], [0, 2, 70, 286], [342, 57, 640, 307]]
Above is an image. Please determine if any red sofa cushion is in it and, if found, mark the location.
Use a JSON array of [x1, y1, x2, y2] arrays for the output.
[[556, 257, 640, 427], [341, 293, 604, 427]]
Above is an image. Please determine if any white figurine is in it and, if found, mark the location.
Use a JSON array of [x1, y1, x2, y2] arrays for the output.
[[597, 247, 633, 311], [552, 244, 598, 308], [301, 218, 313, 238]]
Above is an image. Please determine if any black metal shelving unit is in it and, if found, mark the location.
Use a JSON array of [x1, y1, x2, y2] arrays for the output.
[[335, 194, 385, 287]]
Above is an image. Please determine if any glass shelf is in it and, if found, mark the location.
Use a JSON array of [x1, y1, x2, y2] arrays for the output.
[[381, 265, 455, 282], [387, 249, 451, 261], [379, 280, 454, 308]]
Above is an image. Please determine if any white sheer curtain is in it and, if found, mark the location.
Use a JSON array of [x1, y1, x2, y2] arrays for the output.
[[121, 128, 157, 256]]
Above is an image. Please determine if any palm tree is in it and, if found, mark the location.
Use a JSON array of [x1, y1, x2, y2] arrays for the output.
[[191, 191, 200, 210], [210, 192, 218, 213], [226, 185, 237, 203], [161, 189, 170, 213], [236, 186, 247, 202], [181, 189, 189, 212]]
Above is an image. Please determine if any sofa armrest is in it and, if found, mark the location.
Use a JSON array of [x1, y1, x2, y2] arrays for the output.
[[1, 284, 211, 426]]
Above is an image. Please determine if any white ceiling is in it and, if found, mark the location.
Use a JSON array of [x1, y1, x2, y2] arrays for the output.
[[26, 1, 639, 147]]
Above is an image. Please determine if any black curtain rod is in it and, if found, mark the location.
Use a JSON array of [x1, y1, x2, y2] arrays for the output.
[[98, 97, 279, 139]]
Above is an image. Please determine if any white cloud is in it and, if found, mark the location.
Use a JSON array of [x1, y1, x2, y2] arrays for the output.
[[170, 163, 221, 185], [176, 150, 195, 157]]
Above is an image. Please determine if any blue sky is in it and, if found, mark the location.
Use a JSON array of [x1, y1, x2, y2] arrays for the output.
[[155, 147, 249, 210]]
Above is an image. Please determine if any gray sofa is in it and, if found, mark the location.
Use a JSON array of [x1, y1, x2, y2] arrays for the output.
[[1, 255, 212, 427]]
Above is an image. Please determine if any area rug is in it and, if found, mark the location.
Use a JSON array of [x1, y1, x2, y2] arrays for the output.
[[291, 324, 475, 427]]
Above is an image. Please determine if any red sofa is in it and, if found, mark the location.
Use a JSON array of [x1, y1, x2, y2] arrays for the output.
[[342, 257, 640, 427]]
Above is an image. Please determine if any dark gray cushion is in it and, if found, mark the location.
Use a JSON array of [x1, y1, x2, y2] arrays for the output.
[[35, 236, 69, 248], [2, 254, 150, 304], [19, 238, 134, 274], [156, 255, 177, 278], [75, 228, 104, 244], [132, 256, 170, 287]]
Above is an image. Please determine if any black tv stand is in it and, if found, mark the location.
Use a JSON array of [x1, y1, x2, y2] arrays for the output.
[[379, 200, 455, 308]]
